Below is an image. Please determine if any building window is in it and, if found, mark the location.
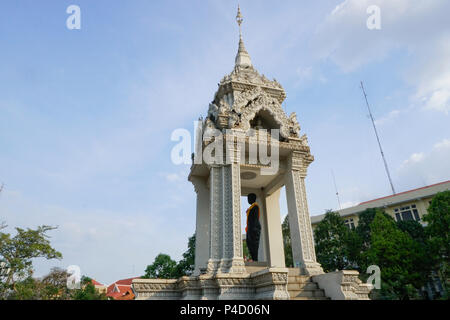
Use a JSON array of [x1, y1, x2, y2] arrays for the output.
[[394, 205, 421, 222], [402, 210, 414, 221], [344, 218, 355, 230], [413, 209, 420, 221]]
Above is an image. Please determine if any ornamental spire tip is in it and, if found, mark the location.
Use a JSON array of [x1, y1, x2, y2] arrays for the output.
[[234, 5, 252, 69], [236, 5, 243, 37]]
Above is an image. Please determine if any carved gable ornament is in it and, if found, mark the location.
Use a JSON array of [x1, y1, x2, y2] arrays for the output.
[[233, 87, 300, 139]]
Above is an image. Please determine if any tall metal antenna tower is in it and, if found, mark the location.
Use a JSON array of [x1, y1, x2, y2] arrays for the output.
[[360, 81, 396, 195], [331, 170, 342, 210]]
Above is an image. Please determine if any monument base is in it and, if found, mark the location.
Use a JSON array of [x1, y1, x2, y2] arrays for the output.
[[312, 270, 373, 300], [299, 261, 325, 276], [132, 267, 290, 300], [132, 267, 373, 300]]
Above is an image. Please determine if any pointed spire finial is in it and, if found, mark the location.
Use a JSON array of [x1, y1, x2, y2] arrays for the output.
[[234, 5, 252, 69], [236, 5, 243, 37]]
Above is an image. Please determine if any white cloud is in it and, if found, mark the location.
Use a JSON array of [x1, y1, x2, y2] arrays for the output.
[[410, 39, 450, 114], [424, 88, 450, 114], [397, 138, 450, 186], [400, 152, 425, 168], [340, 201, 360, 209], [313, 0, 405, 72], [166, 173, 182, 182], [294, 66, 328, 87], [313, 0, 450, 114], [434, 138, 450, 149], [374, 109, 401, 126], [161, 168, 190, 184], [296, 66, 313, 81]]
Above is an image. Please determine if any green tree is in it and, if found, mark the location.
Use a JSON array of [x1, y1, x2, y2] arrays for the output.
[[354, 208, 394, 270], [423, 190, 450, 297], [282, 216, 293, 268], [243, 239, 250, 261], [5, 267, 74, 300], [397, 220, 427, 244], [143, 254, 178, 279], [343, 227, 363, 272], [144, 233, 198, 279], [364, 212, 427, 300], [396, 220, 432, 297], [9, 276, 41, 300], [175, 234, 196, 277], [314, 211, 353, 272], [0, 225, 62, 299], [356, 209, 394, 246], [72, 276, 107, 300], [40, 267, 73, 300]]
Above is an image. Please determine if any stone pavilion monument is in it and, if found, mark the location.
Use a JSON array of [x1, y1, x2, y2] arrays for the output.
[[133, 7, 372, 300]]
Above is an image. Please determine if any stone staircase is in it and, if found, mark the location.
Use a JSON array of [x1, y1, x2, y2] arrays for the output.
[[244, 264, 330, 300], [287, 269, 329, 300]]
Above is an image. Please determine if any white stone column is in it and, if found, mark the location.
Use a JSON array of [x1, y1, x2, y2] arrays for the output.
[[263, 189, 286, 268], [285, 151, 323, 275], [192, 176, 210, 276], [207, 166, 223, 274], [219, 134, 246, 273]]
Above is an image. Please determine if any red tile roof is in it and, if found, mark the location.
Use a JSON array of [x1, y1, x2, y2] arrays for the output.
[[107, 283, 115, 294], [91, 279, 104, 287], [117, 285, 131, 292], [114, 289, 135, 301], [106, 277, 141, 299], [115, 277, 139, 286], [108, 291, 124, 299], [358, 180, 450, 205]]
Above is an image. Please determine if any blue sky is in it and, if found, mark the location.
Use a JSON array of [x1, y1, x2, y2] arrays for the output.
[[1, 0, 449, 285]]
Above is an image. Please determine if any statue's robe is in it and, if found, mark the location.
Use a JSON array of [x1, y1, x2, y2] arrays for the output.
[[245, 203, 261, 261]]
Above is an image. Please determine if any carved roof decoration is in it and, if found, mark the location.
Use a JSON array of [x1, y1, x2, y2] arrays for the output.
[[203, 6, 304, 142]]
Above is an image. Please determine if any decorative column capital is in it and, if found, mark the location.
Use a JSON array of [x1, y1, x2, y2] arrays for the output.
[[287, 151, 308, 177], [288, 151, 302, 168], [190, 176, 208, 194]]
